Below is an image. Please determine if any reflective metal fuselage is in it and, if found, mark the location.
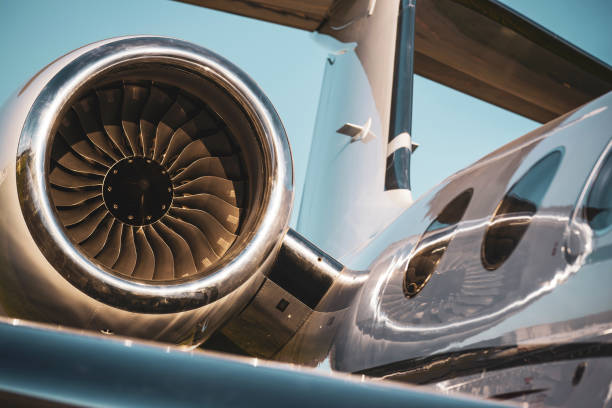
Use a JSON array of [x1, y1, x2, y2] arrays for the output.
[[0, 1, 611, 407]]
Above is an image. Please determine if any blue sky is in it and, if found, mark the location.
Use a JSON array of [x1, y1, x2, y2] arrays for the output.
[[0, 0, 610, 218]]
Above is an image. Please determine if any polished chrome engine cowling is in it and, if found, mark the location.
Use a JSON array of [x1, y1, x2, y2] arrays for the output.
[[0, 36, 292, 343]]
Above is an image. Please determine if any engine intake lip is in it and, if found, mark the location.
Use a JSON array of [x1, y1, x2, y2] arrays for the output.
[[16, 36, 293, 313]]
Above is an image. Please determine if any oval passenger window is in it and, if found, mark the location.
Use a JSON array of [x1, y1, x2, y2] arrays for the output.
[[585, 150, 612, 231], [404, 188, 473, 297], [482, 150, 563, 270]]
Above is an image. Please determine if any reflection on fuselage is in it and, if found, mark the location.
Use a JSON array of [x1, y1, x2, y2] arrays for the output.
[[381, 212, 578, 333], [404, 189, 473, 297], [483, 150, 563, 270]]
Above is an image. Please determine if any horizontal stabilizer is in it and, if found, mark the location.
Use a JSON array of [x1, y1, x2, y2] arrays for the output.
[[176, 0, 335, 30], [177, 0, 612, 123], [414, 0, 612, 123]]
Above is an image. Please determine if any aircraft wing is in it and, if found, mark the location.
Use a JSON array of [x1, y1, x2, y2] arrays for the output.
[[177, 0, 612, 123], [0, 318, 506, 407]]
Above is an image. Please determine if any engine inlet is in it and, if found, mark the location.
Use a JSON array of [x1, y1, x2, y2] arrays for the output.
[[49, 79, 248, 282], [15, 37, 293, 313]]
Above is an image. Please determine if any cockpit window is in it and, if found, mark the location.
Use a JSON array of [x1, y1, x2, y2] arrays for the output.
[[585, 149, 612, 231], [482, 150, 563, 270], [404, 188, 473, 297]]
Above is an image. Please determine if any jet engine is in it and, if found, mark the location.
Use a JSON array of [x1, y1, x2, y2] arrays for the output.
[[0, 36, 293, 345]]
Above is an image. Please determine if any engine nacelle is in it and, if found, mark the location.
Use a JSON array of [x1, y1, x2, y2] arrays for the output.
[[0, 36, 293, 345]]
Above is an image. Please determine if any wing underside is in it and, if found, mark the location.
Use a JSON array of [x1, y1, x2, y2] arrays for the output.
[[177, 0, 612, 123]]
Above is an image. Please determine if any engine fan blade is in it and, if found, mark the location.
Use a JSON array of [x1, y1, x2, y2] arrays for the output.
[[79, 214, 115, 257], [72, 95, 122, 162], [52, 138, 107, 176], [56, 197, 104, 226], [49, 186, 102, 207], [64, 206, 109, 243], [132, 227, 156, 280], [174, 176, 245, 207], [140, 86, 173, 158], [168, 207, 237, 257], [171, 156, 242, 181], [57, 110, 113, 167], [53, 150, 107, 176], [165, 134, 234, 173], [49, 165, 103, 189], [152, 221, 197, 278], [96, 88, 131, 157], [162, 214, 220, 268], [160, 110, 220, 166], [143, 225, 175, 280], [96, 221, 124, 267], [113, 225, 137, 276], [122, 83, 149, 156], [172, 193, 241, 233], [152, 94, 197, 162]]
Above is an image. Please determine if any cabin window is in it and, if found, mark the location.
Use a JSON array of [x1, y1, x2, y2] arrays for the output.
[[482, 150, 563, 270], [404, 188, 473, 297], [584, 150, 612, 232]]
